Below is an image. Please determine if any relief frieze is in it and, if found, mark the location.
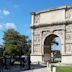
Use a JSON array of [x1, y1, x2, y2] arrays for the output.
[[66, 33, 72, 43], [66, 9, 72, 19], [33, 44, 41, 53], [66, 24, 72, 32], [66, 44, 72, 54], [34, 14, 40, 23], [33, 33, 41, 45], [42, 30, 50, 37]]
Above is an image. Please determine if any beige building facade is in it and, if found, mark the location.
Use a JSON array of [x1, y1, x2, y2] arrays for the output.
[[30, 6, 72, 64]]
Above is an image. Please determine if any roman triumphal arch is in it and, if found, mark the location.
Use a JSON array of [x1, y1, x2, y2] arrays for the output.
[[30, 6, 72, 64]]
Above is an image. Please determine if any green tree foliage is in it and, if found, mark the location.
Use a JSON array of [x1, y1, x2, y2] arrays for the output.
[[52, 50, 61, 58], [51, 38, 61, 62], [3, 29, 31, 56]]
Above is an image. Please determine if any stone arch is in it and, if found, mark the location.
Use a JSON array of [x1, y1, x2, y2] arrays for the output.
[[42, 33, 62, 63], [44, 34, 58, 53], [31, 6, 72, 64], [42, 31, 64, 55]]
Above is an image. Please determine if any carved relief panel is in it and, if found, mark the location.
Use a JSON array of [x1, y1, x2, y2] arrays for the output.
[[33, 32, 41, 53], [42, 30, 50, 38], [54, 30, 64, 44], [66, 44, 72, 54], [66, 33, 72, 43], [66, 24, 72, 32], [34, 33, 40, 43], [66, 9, 72, 19], [33, 44, 41, 53], [34, 14, 40, 23]]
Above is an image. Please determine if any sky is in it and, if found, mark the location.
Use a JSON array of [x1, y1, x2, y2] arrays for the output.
[[0, 0, 72, 45]]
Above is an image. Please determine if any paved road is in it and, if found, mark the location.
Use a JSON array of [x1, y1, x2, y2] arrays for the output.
[[24, 67, 48, 72], [0, 64, 49, 72]]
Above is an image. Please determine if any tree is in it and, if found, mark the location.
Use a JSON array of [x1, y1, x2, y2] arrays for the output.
[[3, 29, 31, 56], [51, 39, 59, 62], [0, 45, 4, 57], [53, 50, 61, 58], [51, 38, 61, 62]]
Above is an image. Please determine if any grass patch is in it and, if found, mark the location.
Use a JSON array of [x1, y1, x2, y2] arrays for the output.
[[56, 66, 72, 72], [14, 61, 20, 65]]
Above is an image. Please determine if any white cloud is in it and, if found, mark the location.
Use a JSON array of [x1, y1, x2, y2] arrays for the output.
[[0, 23, 16, 31], [0, 23, 5, 31], [3, 9, 10, 16], [0, 9, 10, 18], [0, 24, 3, 29], [5, 23, 16, 29]]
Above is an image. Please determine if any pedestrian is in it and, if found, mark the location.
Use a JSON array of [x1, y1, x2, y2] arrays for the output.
[[4, 56, 11, 69], [27, 55, 31, 70], [23, 57, 26, 67], [0, 58, 3, 72]]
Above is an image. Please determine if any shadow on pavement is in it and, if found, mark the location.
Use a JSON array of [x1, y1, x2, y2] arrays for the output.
[[1, 64, 46, 72]]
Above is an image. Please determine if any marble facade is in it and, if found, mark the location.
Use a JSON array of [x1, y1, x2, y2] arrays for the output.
[[30, 6, 72, 64]]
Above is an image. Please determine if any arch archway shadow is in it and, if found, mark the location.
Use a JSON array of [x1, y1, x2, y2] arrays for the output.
[[43, 34, 61, 63]]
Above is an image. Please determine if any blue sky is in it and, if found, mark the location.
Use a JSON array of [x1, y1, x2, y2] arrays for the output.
[[0, 0, 72, 45]]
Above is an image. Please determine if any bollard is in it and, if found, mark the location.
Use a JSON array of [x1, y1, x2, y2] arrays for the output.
[[47, 62, 52, 72], [47, 62, 49, 68], [52, 65, 56, 72]]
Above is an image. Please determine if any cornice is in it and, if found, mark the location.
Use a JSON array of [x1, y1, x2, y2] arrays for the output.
[[31, 5, 72, 15], [30, 20, 72, 29], [62, 54, 72, 56]]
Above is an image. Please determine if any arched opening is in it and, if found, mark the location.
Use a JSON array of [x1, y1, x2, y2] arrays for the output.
[[44, 34, 61, 63]]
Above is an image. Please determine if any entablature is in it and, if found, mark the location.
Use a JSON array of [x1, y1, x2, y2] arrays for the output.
[[31, 20, 72, 29]]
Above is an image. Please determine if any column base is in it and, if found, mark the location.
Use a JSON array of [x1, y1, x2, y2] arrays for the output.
[[30, 54, 43, 64]]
